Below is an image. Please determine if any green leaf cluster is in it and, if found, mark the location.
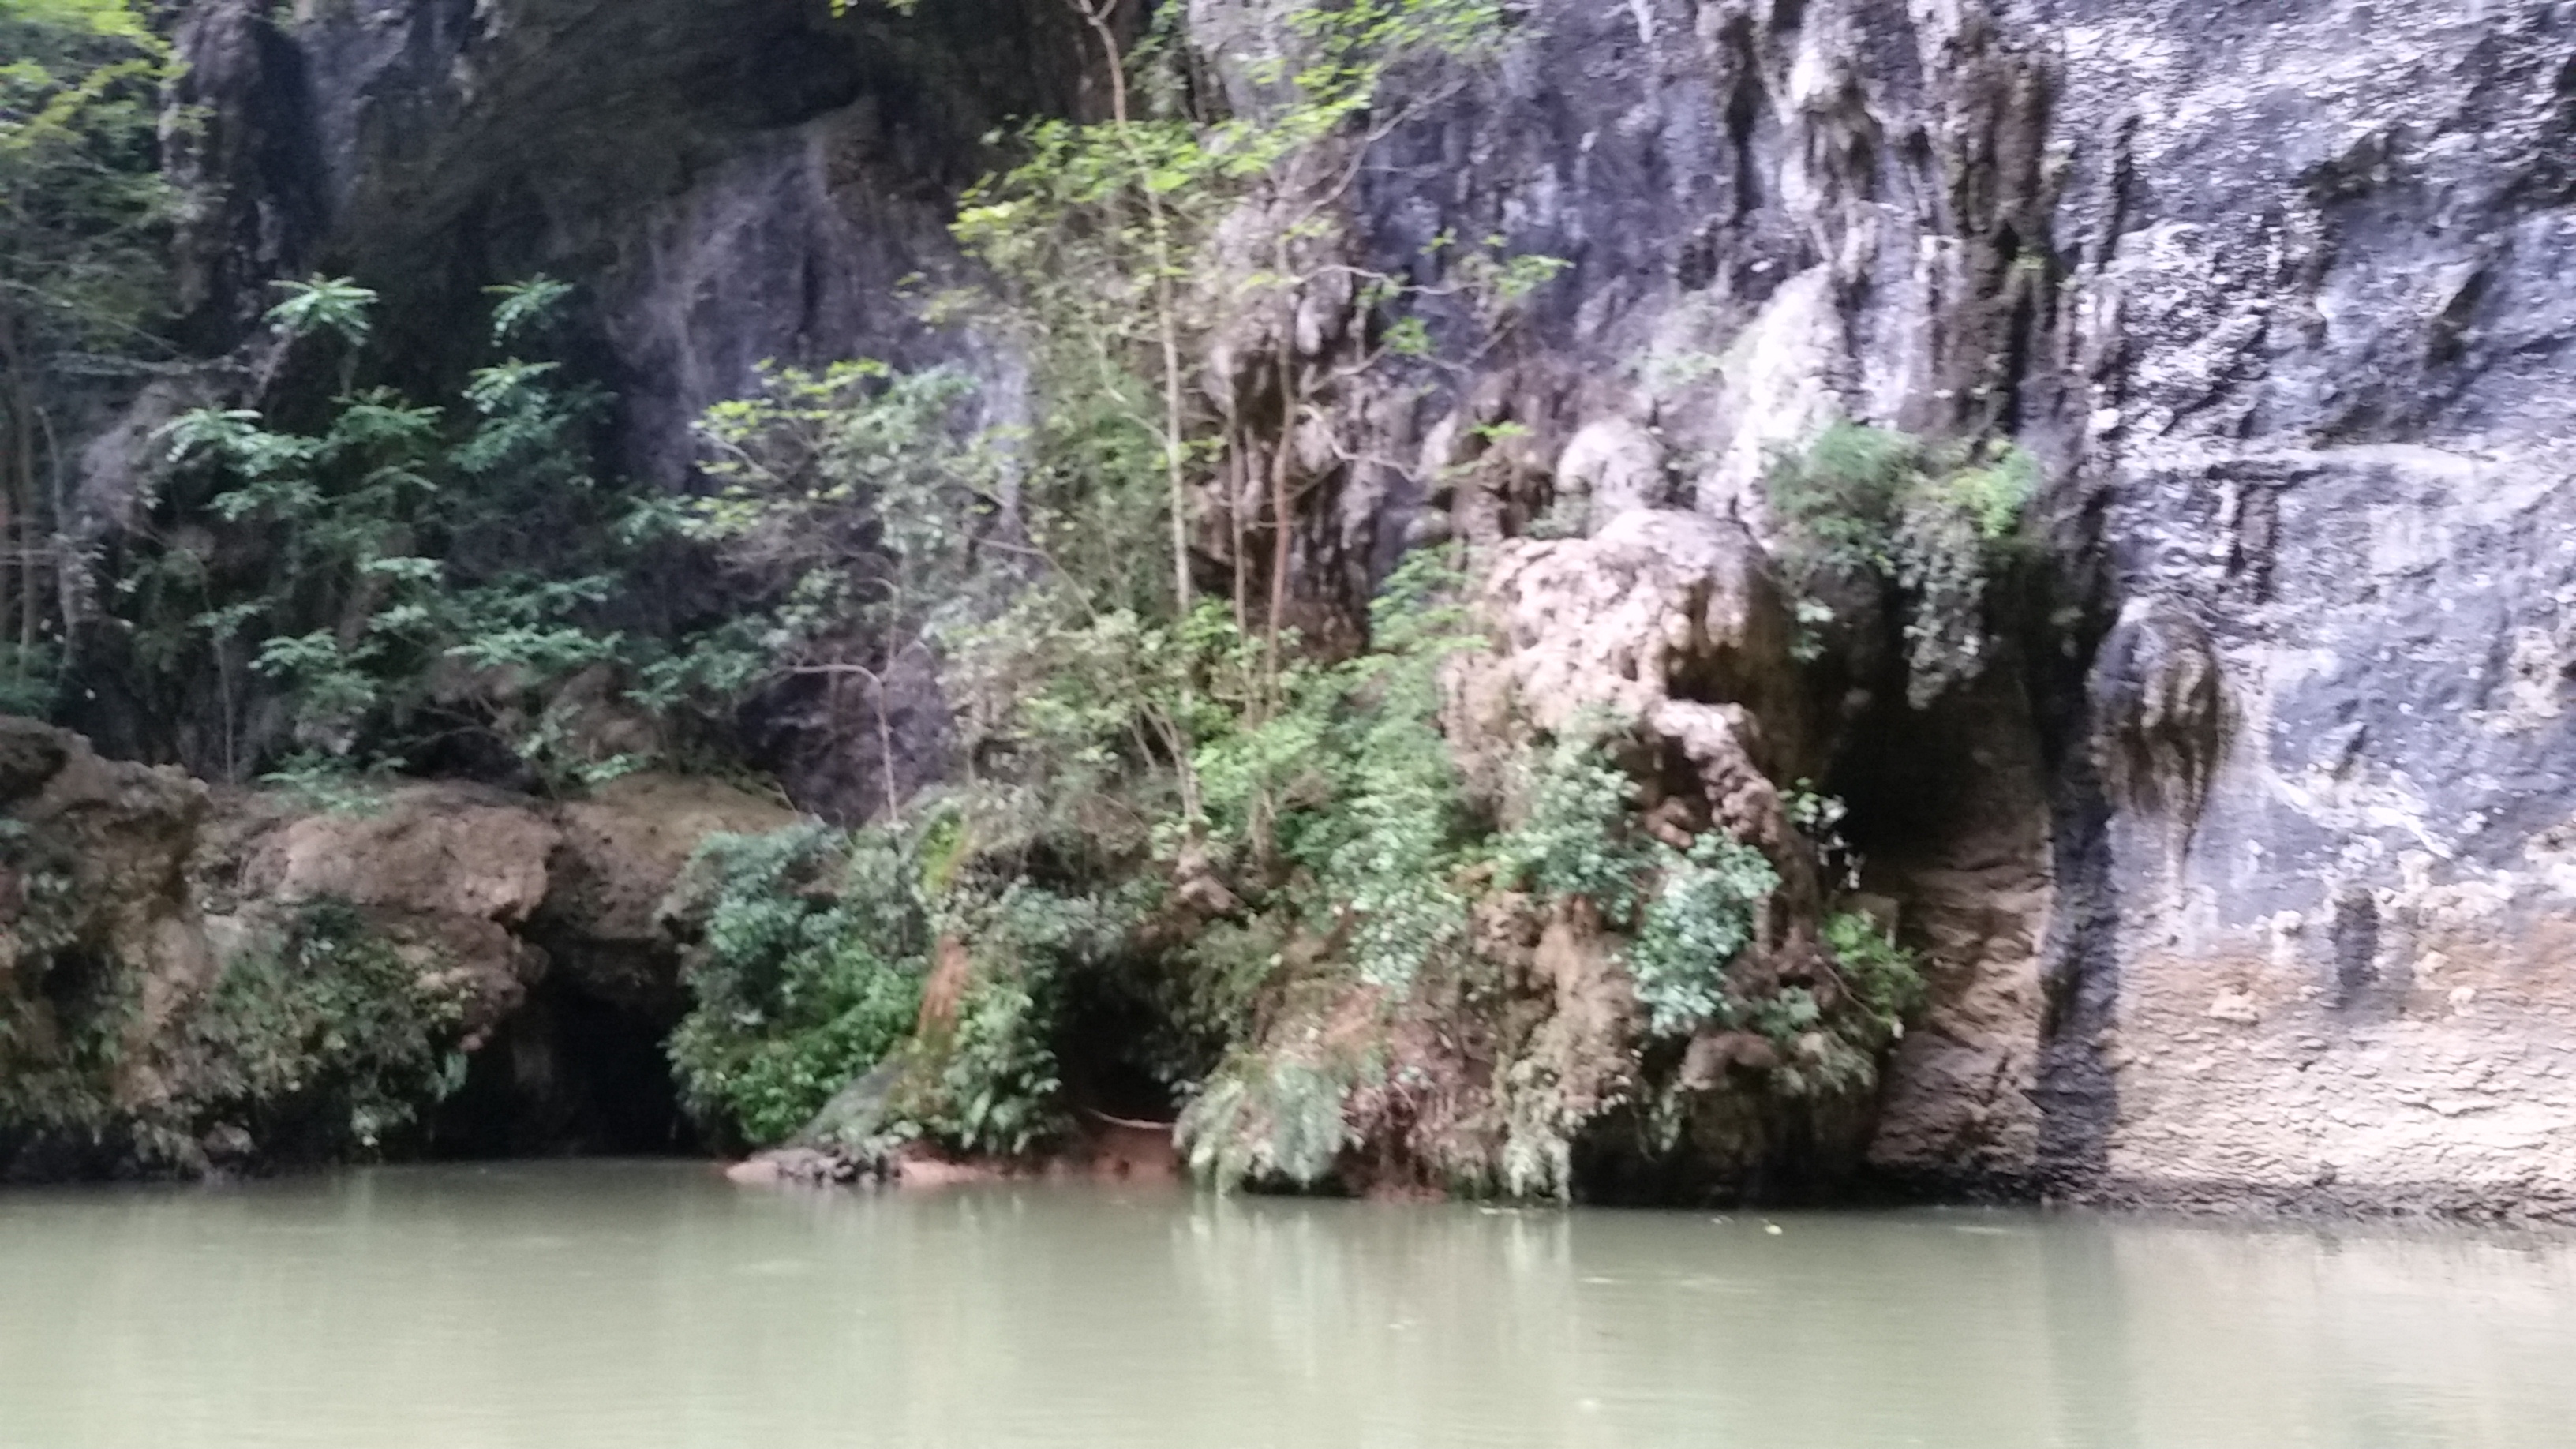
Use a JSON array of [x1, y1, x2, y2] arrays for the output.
[[1766, 421, 2037, 706], [662, 824, 930, 1147], [125, 275, 721, 785], [1627, 833, 1781, 1037], [182, 897, 469, 1155]]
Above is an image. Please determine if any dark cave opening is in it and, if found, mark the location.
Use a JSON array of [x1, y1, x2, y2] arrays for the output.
[[1825, 695, 1982, 867], [1049, 966, 1189, 1129], [427, 969, 699, 1160]]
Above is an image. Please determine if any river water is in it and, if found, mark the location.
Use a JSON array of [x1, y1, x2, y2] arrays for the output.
[[2, 1162, 2570, 1448]]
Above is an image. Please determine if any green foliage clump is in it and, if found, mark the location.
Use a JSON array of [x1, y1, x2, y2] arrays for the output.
[[663, 824, 929, 1147], [1822, 909, 1928, 1041], [686, 361, 997, 700], [0, 0, 173, 711], [1293, 551, 1485, 990], [133, 275, 696, 785], [915, 969, 1059, 1156], [1178, 1055, 1352, 1189], [1495, 725, 1786, 1037], [182, 898, 467, 1154], [887, 880, 1155, 1156], [1500, 715, 1653, 921], [1767, 421, 2037, 706], [1627, 833, 1782, 1037]]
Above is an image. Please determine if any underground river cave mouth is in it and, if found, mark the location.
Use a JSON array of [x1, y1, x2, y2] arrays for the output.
[[425, 968, 704, 1161], [420, 957, 1196, 1173]]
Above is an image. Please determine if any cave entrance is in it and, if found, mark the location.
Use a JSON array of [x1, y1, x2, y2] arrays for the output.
[[426, 961, 700, 1160], [1050, 964, 1188, 1129]]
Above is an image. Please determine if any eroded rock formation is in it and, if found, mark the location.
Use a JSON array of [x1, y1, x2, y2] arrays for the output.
[[26, 0, 2576, 1213], [0, 717, 789, 1178]]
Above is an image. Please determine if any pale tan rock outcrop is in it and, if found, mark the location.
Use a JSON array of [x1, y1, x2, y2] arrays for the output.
[[0, 715, 798, 1177]]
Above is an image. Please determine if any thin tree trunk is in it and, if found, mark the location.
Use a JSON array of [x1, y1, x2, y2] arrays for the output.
[[1072, 0, 1202, 825]]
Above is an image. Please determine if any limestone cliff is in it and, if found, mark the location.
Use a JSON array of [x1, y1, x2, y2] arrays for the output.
[[39, 0, 2576, 1213]]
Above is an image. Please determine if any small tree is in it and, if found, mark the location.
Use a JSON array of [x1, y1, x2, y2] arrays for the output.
[[0, 0, 174, 711], [142, 276, 665, 784]]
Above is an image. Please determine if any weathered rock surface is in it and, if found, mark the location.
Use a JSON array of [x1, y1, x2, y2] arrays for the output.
[[1330, 0, 2576, 1216], [61, 0, 2576, 1211], [0, 717, 791, 1178]]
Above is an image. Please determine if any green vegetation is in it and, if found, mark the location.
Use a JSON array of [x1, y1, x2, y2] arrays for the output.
[[1498, 717, 1785, 1039], [133, 276, 722, 787], [180, 897, 467, 1155], [0, 0, 1945, 1197], [1766, 421, 2036, 706], [1180, 1056, 1354, 1189], [653, 0, 1567, 1162], [1627, 833, 1781, 1038], [1822, 908, 1929, 1043], [1501, 717, 1653, 922], [661, 825, 930, 1145], [0, 892, 468, 1167], [0, 0, 174, 714]]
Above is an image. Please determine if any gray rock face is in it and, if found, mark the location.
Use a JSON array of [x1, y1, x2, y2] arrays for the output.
[[143, 0, 2576, 1210], [175, 0, 1073, 483], [1270, 0, 2576, 1214]]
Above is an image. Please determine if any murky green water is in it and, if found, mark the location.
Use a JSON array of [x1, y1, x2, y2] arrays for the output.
[[2, 1163, 2571, 1448]]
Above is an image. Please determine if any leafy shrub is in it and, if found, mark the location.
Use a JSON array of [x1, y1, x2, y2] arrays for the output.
[[1822, 909, 1927, 1037], [1627, 833, 1781, 1036], [0, 0, 172, 695], [1178, 1055, 1351, 1189], [1768, 421, 2036, 706], [664, 826, 929, 1146], [1088, 910, 1293, 1101], [130, 277, 666, 782], [1500, 714, 1653, 922], [912, 971, 1061, 1156]]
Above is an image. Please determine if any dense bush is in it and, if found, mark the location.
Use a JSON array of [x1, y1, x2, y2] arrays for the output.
[[663, 825, 929, 1146], [1500, 715, 1653, 923], [1627, 833, 1781, 1037], [1767, 421, 2036, 706], [137, 277, 710, 785]]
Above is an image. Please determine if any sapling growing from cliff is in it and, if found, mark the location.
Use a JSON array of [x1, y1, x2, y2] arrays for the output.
[[138, 276, 693, 786], [1767, 421, 2037, 706]]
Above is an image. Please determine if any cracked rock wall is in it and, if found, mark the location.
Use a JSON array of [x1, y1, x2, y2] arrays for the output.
[[1330, 0, 2576, 1213]]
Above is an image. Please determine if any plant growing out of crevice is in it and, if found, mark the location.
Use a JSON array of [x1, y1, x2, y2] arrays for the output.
[[1766, 421, 2036, 706], [1626, 833, 1782, 1038], [179, 897, 470, 1158], [1498, 719, 1782, 1032], [1494, 722, 1923, 1078], [4, 890, 470, 1168]]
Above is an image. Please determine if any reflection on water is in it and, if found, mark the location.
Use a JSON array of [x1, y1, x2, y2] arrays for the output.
[[2, 1162, 2570, 1448]]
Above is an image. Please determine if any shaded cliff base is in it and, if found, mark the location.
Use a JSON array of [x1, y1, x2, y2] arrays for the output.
[[5, 705, 2573, 1227], [0, 716, 795, 1180]]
